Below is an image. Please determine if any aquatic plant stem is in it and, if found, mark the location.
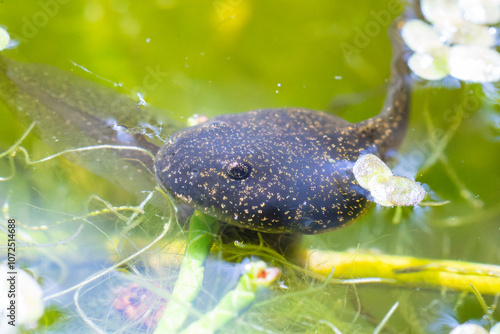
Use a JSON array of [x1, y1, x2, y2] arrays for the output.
[[373, 301, 399, 334], [301, 249, 500, 295], [180, 261, 281, 334], [154, 211, 218, 334]]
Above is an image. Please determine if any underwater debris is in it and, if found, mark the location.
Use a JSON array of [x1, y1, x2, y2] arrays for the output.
[[186, 114, 209, 127], [352, 154, 425, 207], [113, 283, 167, 329]]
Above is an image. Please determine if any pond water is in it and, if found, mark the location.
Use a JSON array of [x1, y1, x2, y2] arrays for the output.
[[0, 0, 499, 333]]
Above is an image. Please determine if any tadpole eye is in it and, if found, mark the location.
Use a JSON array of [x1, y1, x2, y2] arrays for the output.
[[225, 161, 252, 180]]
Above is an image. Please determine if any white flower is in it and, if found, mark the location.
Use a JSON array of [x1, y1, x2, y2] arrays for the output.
[[433, 20, 496, 47], [422, 0, 500, 25], [449, 45, 500, 81], [352, 154, 426, 207], [0, 27, 10, 51], [402, 20, 444, 53], [490, 323, 500, 334], [421, 0, 463, 24], [402, 0, 500, 82], [449, 323, 488, 334], [459, 0, 500, 24]]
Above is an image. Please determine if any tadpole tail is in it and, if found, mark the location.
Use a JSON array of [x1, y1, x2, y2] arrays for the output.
[[357, 8, 414, 156], [0, 54, 182, 197]]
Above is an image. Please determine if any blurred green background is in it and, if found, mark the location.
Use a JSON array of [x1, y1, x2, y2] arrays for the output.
[[0, 0, 499, 333]]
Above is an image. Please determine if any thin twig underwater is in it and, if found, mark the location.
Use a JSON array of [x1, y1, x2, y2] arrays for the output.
[[0, 1, 499, 333]]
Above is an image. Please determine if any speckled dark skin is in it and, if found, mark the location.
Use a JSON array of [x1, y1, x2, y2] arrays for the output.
[[155, 31, 410, 235]]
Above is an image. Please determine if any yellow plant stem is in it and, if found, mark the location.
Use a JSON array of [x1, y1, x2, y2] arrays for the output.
[[143, 239, 500, 295], [300, 249, 500, 295]]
